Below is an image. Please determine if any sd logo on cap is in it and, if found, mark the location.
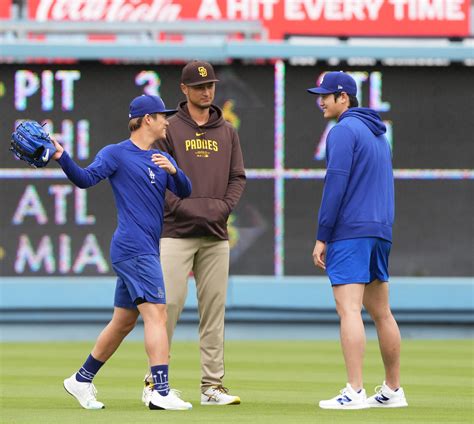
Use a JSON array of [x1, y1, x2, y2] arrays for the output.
[[181, 60, 219, 86]]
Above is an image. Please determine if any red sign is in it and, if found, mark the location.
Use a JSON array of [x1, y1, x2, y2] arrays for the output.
[[1, 0, 11, 19], [28, 0, 470, 38]]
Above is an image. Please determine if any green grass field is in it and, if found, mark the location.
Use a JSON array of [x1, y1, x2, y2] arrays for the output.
[[1, 339, 472, 423]]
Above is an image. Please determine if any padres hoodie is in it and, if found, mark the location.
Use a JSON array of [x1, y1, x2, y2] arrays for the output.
[[317, 107, 394, 243], [155, 102, 246, 240]]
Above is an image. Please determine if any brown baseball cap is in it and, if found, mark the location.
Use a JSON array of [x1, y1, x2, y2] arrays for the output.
[[181, 60, 219, 86]]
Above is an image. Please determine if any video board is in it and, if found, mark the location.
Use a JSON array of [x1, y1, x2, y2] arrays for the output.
[[0, 63, 472, 277], [0, 64, 275, 276]]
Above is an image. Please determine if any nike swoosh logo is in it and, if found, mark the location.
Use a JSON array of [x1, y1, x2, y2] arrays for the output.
[[42, 149, 50, 162], [195, 132, 205, 136]]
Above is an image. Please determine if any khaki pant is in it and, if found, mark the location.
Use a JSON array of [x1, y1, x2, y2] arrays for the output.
[[160, 237, 230, 391]]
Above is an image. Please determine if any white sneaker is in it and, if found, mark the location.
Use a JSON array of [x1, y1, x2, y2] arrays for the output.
[[63, 374, 105, 410], [142, 374, 153, 406], [148, 389, 192, 410], [319, 383, 370, 410], [201, 386, 241, 405], [367, 381, 408, 408]]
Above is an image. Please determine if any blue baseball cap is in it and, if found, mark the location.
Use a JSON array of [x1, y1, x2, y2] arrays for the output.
[[128, 95, 177, 119], [307, 71, 357, 96]]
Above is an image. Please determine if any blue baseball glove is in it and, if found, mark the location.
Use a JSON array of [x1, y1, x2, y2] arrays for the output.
[[10, 120, 57, 168]]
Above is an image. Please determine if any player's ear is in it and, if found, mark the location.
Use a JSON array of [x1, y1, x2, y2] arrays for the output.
[[144, 113, 156, 124], [180, 83, 188, 96]]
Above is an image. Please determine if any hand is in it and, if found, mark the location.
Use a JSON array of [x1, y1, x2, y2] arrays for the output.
[[50, 136, 64, 160], [312, 240, 326, 270], [151, 153, 176, 175]]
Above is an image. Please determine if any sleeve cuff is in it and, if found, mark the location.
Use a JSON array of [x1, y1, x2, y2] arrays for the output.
[[57, 150, 70, 167], [317, 225, 333, 242], [172, 168, 183, 178]]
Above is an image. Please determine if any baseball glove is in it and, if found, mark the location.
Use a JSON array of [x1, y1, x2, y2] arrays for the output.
[[10, 120, 57, 168]]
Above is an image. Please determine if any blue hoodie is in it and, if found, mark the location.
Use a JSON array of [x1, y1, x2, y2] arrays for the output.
[[317, 107, 394, 243]]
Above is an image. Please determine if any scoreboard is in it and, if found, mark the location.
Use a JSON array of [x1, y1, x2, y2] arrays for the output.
[[0, 63, 472, 277]]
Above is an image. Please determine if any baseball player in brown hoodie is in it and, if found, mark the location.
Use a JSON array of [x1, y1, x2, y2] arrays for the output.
[[142, 60, 246, 406]]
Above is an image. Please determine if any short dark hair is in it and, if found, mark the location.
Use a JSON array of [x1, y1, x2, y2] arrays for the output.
[[128, 113, 158, 132], [334, 92, 359, 108]]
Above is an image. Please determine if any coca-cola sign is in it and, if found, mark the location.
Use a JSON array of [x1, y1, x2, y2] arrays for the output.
[[1, 0, 11, 18], [30, 0, 181, 22], [28, 0, 470, 37]]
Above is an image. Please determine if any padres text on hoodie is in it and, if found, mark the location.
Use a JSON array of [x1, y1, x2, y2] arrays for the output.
[[155, 102, 246, 240], [317, 107, 394, 243]]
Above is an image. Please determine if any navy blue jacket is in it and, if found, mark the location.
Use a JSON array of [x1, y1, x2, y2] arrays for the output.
[[317, 107, 394, 243]]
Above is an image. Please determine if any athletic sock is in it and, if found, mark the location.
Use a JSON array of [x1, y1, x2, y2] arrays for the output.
[[150, 364, 170, 396], [75, 354, 104, 383]]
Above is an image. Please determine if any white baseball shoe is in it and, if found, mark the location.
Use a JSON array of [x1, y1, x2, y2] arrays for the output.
[[63, 374, 105, 410], [201, 386, 241, 405], [367, 381, 408, 408], [148, 388, 192, 410], [319, 383, 370, 410], [142, 374, 191, 410]]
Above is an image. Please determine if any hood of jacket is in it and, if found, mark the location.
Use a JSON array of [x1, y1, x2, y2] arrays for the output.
[[339, 107, 386, 136], [175, 101, 225, 129]]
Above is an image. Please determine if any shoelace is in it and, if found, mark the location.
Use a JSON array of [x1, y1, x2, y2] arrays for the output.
[[338, 388, 349, 397], [213, 385, 230, 394], [84, 382, 98, 400], [204, 386, 230, 401], [169, 389, 184, 399], [167, 389, 190, 406], [333, 388, 353, 405]]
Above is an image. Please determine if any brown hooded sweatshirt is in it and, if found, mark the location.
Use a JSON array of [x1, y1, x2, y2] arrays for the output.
[[155, 102, 246, 240]]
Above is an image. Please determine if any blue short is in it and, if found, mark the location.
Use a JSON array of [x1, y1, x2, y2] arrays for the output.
[[112, 254, 166, 309], [326, 237, 391, 286]]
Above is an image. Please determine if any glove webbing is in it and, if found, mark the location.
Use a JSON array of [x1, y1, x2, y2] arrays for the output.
[[11, 137, 44, 160]]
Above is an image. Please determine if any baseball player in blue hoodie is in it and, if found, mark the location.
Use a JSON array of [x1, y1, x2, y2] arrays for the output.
[[308, 72, 408, 410]]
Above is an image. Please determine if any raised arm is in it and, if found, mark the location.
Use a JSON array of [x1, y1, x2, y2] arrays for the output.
[[51, 138, 118, 188]]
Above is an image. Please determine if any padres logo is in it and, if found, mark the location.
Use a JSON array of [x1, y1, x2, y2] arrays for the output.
[[198, 66, 208, 77]]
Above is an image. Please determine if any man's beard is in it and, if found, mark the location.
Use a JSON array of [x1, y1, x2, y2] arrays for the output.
[[191, 99, 212, 110]]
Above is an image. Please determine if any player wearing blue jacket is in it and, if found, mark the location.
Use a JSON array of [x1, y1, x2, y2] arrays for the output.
[[308, 72, 407, 410], [53, 95, 193, 411]]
